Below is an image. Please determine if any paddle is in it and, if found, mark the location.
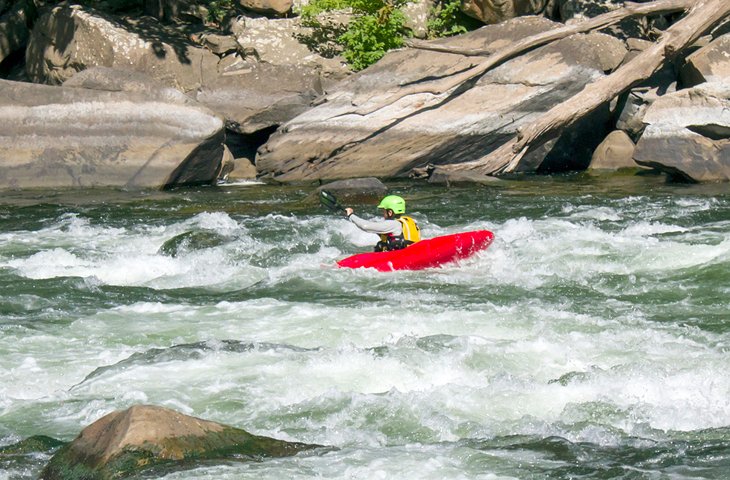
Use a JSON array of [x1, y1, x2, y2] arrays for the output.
[[319, 190, 346, 214]]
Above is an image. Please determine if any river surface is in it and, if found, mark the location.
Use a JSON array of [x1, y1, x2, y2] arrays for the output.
[[1, 175, 729, 479]]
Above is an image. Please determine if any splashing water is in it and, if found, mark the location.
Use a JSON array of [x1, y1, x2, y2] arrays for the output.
[[1, 177, 729, 479]]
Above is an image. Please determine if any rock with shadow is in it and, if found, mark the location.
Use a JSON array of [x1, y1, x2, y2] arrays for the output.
[[40, 404, 326, 480]]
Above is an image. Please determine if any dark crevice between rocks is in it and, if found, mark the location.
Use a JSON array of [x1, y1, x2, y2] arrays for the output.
[[635, 160, 697, 183], [537, 105, 613, 173], [396, 63, 480, 89], [686, 124, 730, 141], [0, 49, 26, 80], [226, 126, 278, 160], [221, 126, 277, 180]]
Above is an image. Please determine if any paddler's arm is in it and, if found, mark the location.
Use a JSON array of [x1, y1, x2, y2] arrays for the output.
[[344, 208, 402, 235]]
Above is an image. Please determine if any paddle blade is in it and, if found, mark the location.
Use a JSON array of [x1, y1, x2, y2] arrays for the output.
[[319, 190, 343, 212]]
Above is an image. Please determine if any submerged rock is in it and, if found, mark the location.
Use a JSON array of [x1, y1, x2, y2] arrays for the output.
[[312, 177, 389, 206], [158, 230, 229, 257], [40, 404, 324, 480], [0, 435, 65, 455]]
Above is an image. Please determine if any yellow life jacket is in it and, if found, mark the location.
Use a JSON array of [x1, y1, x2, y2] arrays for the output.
[[377, 216, 420, 251], [398, 216, 421, 244]]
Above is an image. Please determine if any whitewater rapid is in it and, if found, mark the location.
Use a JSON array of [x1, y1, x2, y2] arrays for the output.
[[1, 183, 729, 479]]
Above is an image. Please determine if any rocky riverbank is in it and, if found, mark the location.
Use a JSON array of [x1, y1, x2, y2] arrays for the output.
[[0, 0, 729, 189]]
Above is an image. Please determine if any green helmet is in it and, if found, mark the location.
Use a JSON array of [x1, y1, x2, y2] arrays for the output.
[[377, 195, 406, 215]]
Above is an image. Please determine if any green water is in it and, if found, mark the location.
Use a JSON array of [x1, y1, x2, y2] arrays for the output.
[[1, 174, 729, 479]]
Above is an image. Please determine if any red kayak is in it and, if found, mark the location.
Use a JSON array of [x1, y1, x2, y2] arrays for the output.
[[337, 230, 494, 271]]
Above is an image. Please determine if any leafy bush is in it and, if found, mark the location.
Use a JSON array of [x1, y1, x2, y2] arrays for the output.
[[300, 0, 352, 17], [301, 0, 410, 71], [427, 0, 482, 39], [339, 4, 408, 70], [205, 0, 234, 25], [300, 0, 480, 70]]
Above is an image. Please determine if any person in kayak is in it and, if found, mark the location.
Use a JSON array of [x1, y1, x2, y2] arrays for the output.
[[344, 195, 421, 252]]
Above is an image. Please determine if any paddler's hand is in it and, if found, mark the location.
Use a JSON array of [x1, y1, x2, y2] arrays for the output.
[[344, 208, 353, 218]]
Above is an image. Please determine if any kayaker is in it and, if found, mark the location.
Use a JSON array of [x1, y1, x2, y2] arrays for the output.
[[344, 195, 421, 252]]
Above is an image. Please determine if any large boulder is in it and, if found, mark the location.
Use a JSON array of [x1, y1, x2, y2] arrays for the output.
[[256, 17, 626, 181], [633, 82, 730, 182], [588, 130, 638, 170], [580, 30, 628, 72], [0, 78, 225, 190], [615, 82, 677, 140], [680, 33, 730, 87], [615, 38, 678, 140], [25, 4, 347, 134], [229, 15, 346, 76], [40, 405, 322, 480]]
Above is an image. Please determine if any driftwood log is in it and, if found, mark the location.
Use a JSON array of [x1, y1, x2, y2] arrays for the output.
[[433, 0, 730, 178]]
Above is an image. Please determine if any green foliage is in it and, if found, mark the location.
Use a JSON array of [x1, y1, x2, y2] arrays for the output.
[[339, 6, 408, 70], [300, 0, 351, 17], [300, 0, 410, 71], [299, 0, 481, 70], [427, 0, 481, 39], [205, 0, 234, 25]]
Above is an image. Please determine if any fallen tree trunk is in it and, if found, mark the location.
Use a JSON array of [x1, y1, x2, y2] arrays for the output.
[[351, 0, 693, 116], [434, 0, 730, 178]]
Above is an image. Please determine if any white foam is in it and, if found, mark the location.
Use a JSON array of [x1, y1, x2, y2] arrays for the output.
[[1, 194, 729, 468]]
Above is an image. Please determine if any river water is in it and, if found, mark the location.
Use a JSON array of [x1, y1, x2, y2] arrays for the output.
[[1, 175, 729, 479]]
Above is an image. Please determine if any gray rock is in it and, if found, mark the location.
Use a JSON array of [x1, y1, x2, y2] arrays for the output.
[[633, 82, 730, 182], [588, 130, 639, 170], [197, 33, 241, 56], [256, 17, 619, 181], [681, 33, 730, 87], [581, 32, 627, 72], [25, 4, 348, 134], [26, 5, 217, 88], [403, 0, 433, 39], [428, 169, 504, 185], [0, 79, 225, 190], [194, 60, 330, 134], [317, 177, 388, 204], [231, 15, 347, 76], [238, 0, 293, 16], [62, 66, 193, 104], [615, 69, 677, 140]]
